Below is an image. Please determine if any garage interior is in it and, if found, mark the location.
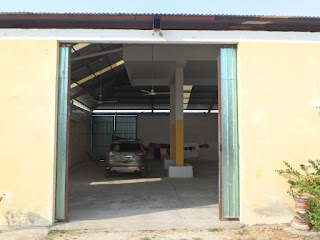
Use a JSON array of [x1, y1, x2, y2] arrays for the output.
[[64, 43, 232, 229]]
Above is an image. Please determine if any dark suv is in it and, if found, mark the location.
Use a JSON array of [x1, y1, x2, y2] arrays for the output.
[[104, 139, 147, 177]]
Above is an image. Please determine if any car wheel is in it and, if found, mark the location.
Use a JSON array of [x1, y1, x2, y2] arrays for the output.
[[104, 170, 111, 178]]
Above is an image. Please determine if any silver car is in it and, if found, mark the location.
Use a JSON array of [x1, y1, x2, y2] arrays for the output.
[[104, 139, 148, 178]]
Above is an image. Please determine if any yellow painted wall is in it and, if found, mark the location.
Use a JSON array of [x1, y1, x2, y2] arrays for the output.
[[0, 40, 59, 226], [238, 42, 320, 224]]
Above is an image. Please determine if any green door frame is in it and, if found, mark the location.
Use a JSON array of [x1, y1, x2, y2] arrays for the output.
[[55, 45, 71, 221], [218, 46, 240, 220]]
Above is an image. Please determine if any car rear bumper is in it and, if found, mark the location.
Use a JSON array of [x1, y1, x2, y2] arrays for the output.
[[109, 166, 141, 173]]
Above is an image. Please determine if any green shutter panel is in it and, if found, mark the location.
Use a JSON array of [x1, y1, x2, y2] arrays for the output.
[[55, 46, 70, 220], [92, 116, 114, 160], [220, 47, 240, 219]]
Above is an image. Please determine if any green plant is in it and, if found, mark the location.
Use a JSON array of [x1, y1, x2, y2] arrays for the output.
[[241, 228, 249, 234], [47, 229, 70, 235], [276, 159, 320, 231], [208, 228, 223, 232]]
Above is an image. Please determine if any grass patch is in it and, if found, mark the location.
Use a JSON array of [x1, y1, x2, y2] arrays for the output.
[[237, 228, 249, 235], [208, 228, 223, 232], [47, 229, 70, 235], [242, 228, 249, 234], [140, 238, 151, 240]]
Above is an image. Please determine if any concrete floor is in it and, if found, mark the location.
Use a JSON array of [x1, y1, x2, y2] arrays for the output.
[[55, 160, 242, 230]]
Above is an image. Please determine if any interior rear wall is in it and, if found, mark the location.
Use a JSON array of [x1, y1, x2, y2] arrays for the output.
[[137, 113, 218, 160]]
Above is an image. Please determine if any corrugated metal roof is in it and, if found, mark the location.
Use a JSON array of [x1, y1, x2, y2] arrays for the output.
[[0, 12, 320, 19], [0, 12, 318, 18], [1, 12, 320, 32]]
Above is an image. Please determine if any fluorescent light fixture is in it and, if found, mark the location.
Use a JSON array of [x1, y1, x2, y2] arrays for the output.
[[183, 109, 218, 113], [92, 109, 218, 114], [209, 110, 219, 114], [93, 109, 152, 114], [184, 110, 205, 113], [153, 110, 170, 113], [92, 114, 137, 117]]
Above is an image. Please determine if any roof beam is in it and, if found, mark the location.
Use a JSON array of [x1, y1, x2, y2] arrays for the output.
[[70, 60, 124, 88], [71, 54, 105, 72], [72, 46, 124, 61], [71, 44, 123, 72], [71, 71, 127, 99]]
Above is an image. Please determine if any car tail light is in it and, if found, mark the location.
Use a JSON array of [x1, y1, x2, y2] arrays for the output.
[[106, 167, 111, 170], [107, 151, 115, 156], [140, 166, 146, 170], [135, 151, 145, 156]]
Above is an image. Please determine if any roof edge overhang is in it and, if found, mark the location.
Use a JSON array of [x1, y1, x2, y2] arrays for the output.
[[1, 13, 320, 32]]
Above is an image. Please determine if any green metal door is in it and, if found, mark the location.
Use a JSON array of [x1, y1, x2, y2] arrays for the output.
[[55, 46, 70, 221], [115, 116, 137, 139], [92, 116, 114, 160], [219, 47, 239, 219], [92, 116, 137, 160]]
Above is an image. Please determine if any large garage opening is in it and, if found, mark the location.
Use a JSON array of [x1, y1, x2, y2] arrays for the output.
[[55, 43, 239, 228]]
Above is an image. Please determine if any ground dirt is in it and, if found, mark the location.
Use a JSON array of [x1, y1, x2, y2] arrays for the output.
[[42, 225, 320, 240]]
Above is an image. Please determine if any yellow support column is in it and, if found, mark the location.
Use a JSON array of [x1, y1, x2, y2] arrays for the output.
[[175, 120, 184, 166]]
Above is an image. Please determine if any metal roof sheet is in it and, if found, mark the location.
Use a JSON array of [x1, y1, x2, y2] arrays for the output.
[[0, 12, 319, 19], [1, 12, 320, 32]]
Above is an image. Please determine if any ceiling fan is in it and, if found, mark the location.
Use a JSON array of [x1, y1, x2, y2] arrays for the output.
[[89, 76, 117, 105], [140, 44, 170, 96], [141, 88, 169, 96]]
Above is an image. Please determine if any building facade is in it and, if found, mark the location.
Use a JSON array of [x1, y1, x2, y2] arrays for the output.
[[0, 13, 320, 226]]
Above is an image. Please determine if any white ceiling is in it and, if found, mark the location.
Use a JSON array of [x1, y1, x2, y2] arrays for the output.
[[123, 44, 218, 86]]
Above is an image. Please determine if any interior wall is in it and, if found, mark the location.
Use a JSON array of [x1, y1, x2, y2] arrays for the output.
[[69, 104, 92, 168], [237, 42, 320, 225], [0, 40, 59, 226], [137, 113, 218, 160]]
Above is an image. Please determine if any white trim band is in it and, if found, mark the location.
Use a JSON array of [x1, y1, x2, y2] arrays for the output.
[[2, 29, 320, 44]]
